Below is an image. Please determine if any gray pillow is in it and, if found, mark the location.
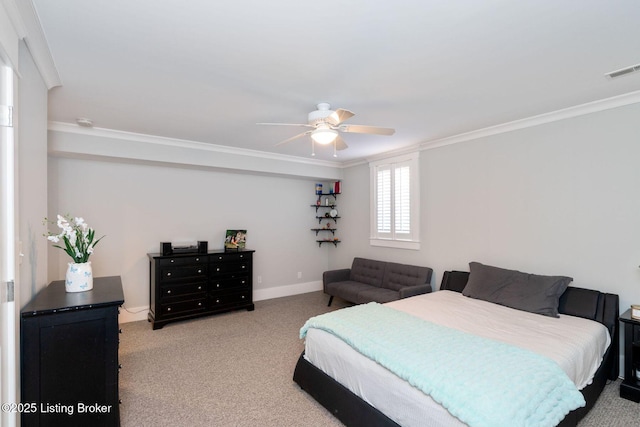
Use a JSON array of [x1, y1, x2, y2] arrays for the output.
[[462, 262, 572, 317]]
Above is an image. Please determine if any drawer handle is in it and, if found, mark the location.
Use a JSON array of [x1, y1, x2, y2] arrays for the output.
[[196, 257, 200, 261], [241, 295, 245, 299], [216, 299, 220, 303], [167, 290, 172, 294], [167, 307, 172, 311], [241, 280, 246, 284], [198, 286, 202, 290], [167, 272, 172, 277], [217, 268, 220, 272], [170, 259, 175, 263], [198, 302, 202, 306], [218, 256, 223, 260], [197, 269, 202, 274], [216, 284, 220, 288], [119, 329, 123, 334], [240, 255, 244, 258]]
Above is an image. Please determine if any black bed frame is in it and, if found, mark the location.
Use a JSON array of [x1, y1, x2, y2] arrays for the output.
[[293, 270, 620, 427]]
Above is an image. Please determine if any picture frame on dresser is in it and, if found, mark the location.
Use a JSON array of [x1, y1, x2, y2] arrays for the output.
[[224, 229, 247, 251]]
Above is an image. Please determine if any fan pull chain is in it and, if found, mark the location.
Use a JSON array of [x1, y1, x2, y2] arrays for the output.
[[311, 139, 316, 156], [333, 140, 337, 157]]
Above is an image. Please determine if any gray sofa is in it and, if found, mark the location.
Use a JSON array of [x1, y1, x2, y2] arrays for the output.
[[323, 257, 433, 306]]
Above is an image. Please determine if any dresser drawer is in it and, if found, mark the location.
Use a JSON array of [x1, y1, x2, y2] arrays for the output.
[[161, 281, 207, 299], [161, 298, 206, 317], [159, 255, 207, 267], [210, 275, 249, 292], [210, 252, 252, 263], [209, 291, 251, 308], [633, 324, 640, 343], [161, 265, 208, 281], [210, 261, 249, 275]]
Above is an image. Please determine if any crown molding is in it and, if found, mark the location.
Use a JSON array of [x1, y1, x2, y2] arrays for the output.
[[48, 121, 341, 168], [340, 90, 640, 168], [47, 121, 344, 182], [6, 0, 61, 89], [49, 89, 640, 173], [419, 90, 640, 151]]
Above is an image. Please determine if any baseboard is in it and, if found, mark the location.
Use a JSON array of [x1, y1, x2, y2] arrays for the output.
[[117, 281, 323, 324], [254, 280, 323, 301], [119, 305, 149, 323]]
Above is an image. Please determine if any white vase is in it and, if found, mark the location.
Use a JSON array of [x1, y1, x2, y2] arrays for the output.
[[65, 261, 93, 292]]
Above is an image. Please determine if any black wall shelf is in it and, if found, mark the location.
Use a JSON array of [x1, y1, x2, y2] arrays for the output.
[[312, 184, 341, 246]]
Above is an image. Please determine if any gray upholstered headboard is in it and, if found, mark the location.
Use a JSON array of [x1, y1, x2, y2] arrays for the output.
[[440, 270, 620, 380]]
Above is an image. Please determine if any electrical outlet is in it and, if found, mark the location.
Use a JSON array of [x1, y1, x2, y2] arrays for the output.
[[297, 272, 302, 279]]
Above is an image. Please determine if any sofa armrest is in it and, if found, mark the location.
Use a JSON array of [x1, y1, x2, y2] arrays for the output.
[[399, 284, 432, 299], [323, 268, 351, 292]]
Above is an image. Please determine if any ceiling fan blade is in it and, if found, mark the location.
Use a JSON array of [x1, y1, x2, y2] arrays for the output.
[[335, 135, 348, 151], [339, 124, 395, 135], [326, 108, 355, 126], [275, 131, 311, 146], [257, 122, 313, 128]]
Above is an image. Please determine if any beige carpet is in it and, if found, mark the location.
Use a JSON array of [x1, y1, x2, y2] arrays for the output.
[[119, 291, 639, 426]]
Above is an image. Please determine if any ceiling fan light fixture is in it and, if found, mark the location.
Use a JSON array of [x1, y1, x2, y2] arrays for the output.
[[311, 128, 338, 145]]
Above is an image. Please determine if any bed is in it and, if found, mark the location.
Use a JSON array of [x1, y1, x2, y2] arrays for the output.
[[293, 266, 619, 427]]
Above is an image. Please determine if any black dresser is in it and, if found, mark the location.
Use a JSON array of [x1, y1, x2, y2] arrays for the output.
[[620, 309, 640, 402], [148, 249, 254, 329], [21, 276, 124, 427]]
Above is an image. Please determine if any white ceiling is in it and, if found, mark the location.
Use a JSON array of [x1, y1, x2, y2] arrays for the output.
[[31, 0, 640, 162]]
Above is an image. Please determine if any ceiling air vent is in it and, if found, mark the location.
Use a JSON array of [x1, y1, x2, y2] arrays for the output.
[[605, 63, 640, 79]]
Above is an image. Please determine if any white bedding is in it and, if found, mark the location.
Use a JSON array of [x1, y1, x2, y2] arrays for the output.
[[303, 290, 611, 427]]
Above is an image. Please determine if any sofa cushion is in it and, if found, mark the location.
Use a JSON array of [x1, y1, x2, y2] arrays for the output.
[[356, 287, 401, 304], [349, 257, 385, 288], [382, 262, 432, 291], [326, 281, 374, 303]]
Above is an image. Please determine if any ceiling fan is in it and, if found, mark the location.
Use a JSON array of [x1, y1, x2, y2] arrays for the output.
[[257, 103, 395, 157]]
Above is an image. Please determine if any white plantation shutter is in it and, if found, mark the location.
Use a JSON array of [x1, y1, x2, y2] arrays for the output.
[[370, 152, 420, 249], [394, 165, 410, 235], [376, 167, 391, 235]]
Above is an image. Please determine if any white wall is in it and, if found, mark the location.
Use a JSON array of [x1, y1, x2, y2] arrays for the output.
[[334, 102, 640, 313], [17, 40, 49, 307], [47, 156, 333, 317], [46, 98, 640, 322]]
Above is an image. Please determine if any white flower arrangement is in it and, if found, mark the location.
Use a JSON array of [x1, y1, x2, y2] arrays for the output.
[[44, 214, 104, 263]]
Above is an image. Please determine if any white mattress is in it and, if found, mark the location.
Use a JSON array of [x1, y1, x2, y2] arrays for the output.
[[303, 291, 611, 427]]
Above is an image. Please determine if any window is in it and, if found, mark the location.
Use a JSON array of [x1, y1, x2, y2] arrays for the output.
[[370, 152, 420, 249]]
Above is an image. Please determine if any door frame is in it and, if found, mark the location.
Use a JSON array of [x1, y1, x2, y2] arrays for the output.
[[0, 60, 18, 427]]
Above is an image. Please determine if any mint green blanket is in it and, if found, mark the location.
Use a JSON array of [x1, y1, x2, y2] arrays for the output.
[[300, 302, 585, 427]]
